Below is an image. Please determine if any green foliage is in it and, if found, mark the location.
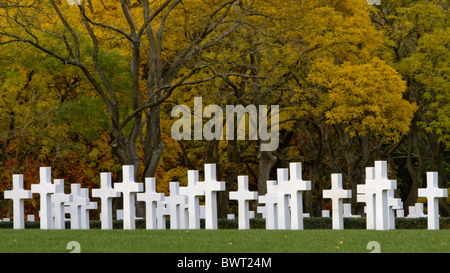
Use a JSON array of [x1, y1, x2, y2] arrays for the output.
[[54, 96, 110, 140], [397, 27, 450, 147]]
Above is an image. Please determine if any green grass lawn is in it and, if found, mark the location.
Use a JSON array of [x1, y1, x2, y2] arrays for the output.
[[0, 229, 448, 253]]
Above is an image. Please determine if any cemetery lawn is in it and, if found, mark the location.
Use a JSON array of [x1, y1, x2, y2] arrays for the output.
[[0, 229, 449, 253]]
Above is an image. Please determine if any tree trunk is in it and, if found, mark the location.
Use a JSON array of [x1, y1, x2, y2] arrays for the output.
[[404, 127, 428, 213], [256, 149, 277, 216], [225, 139, 239, 217]]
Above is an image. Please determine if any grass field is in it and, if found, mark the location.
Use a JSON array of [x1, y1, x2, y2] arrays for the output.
[[0, 229, 448, 253]]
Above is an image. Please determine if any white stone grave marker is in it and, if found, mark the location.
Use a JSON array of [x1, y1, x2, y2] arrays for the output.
[[322, 210, 330, 217], [136, 177, 165, 230], [357, 161, 396, 230], [357, 176, 376, 229], [80, 188, 97, 229], [116, 209, 124, 220], [66, 183, 89, 230], [199, 205, 206, 219], [51, 179, 71, 230], [418, 172, 448, 230], [163, 182, 187, 230], [157, 203, 169, 229], [408, 203, 426, 218], [258, 180, 278, 230], [388, 189, 402, 230], [249, 211, 255, 218], [179, 170, 205, 229], [277, 163, 311, 230], [4, 174, 32, 229], [343, 203, 360, 218], [257, 206, 267, 219], [323, 173, 352, 230], [31, 167, 56, 229], [92, 172, 120, 230], [196, 164, 225, 229], [229, 175, 258, 230], [114, 165, 143, 230], [180, 202, 189, 229]]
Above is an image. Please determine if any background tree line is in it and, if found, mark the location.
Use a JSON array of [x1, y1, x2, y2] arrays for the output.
[[0, 0, 448, 219]]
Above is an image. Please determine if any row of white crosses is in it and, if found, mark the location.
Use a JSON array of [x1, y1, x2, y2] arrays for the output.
[[3, 161, 448, 230], [90, 164, 226, 230], [257, 163, 312, 230], [4, 167, 96, 230], [321, 161, 447, 230]]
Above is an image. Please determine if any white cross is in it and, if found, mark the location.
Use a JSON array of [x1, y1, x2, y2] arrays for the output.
[[136, 177, 165, 230], [179, 170, 205, 229], [92, 172, 120, 230], [196, 164, 225, 229], [4, 174, 32, 229], [277, 162, 311, 230], [358, 161, 396, 230], [258, 180, 278, 230], [256, 206, 267, 218], [51, 179, 71, 230], [180, 201, 189, 229], [229, 175, 258, 230], [163, 182, 187, 229], [323, 173, 352, 230], [114, 165, 143, 230], [388, 189, 402, 230], [66, 183, 89, 230], [157, 203, 170, 229], [357, 173, 376, 229], [31, 167, 56, 230], [80, 188, 97, 229], [199, 205, 206, 219], [275, 169, 290, 230], [408, 203, 426, 218], [343, 203, 360, 218], [418, 172, 448, 230]]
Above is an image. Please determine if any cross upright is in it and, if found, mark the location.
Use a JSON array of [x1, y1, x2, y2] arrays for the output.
[[4, 174, 32, 229], [31, 167, 56, 230], [80, 188, 97, 229], [196, 164, 225, 229], [179, 170, 205, 229], [357, 167, 376, 229], [323, 173, 352, 230], [137, 177, 165, 230], [418, 172, 448, 230], [276, 168, 290, 230], [358, 161, 397, 230], [67, 183, 89, 230], [51, 179, 71, 230], [258, 180, 278, 230], [92, 172, 121, 229], [163, 182, 187, 229], [156, 203, 170, 229], [387, 189, 402, 230], [114, 165, 143, 230], [229, 175, 258, 230], [278, 162, 311, 230]]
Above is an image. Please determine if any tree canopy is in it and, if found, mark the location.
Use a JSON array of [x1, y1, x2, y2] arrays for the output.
[[0, 0, 448, 219]]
